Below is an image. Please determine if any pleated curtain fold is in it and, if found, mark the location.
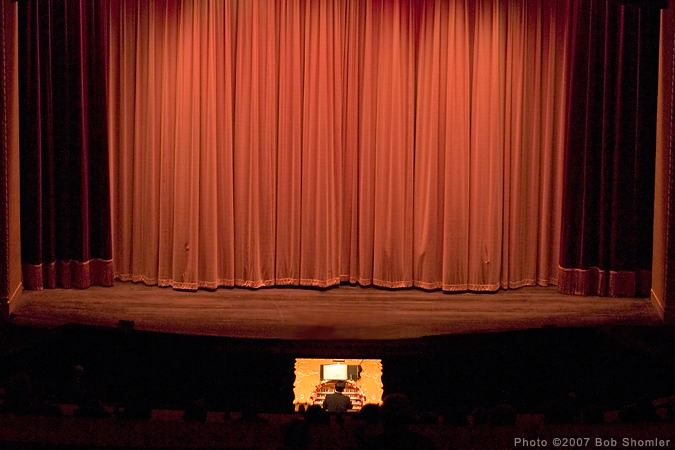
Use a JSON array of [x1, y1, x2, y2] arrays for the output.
[[108, 0, 570, 291], [558, 0, 659, 297], [19, 0, 113, 289]]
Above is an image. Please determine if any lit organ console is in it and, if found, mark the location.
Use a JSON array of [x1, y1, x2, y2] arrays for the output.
[[293, 359, 382, 411], [309, 379, 366, 411]]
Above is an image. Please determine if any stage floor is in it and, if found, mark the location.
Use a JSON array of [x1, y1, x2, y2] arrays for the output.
[[9, 283, 662, 340]]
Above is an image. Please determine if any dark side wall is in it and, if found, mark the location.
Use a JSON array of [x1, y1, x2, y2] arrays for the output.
[[0, 0, 20, 320], [653, 1, 675, 323]]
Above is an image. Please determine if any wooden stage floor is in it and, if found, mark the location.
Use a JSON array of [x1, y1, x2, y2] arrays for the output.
[[9, 283, 663, 340]]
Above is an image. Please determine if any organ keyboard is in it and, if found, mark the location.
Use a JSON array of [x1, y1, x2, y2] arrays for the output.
[[309, 379, 366, 411]]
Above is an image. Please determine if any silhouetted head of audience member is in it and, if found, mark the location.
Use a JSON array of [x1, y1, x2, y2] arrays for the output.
[[183, 398, 208, 422], [354, 404, 382, 445], [240, 402, 269, 423], [281, 419, 311, 450], [381, 393, 415, 428], [469, 406, 489, 425], [441, 405, 469, 425], [544, 392, 582, 425], [619, 398, 659, 424], [75, 399, 110, 418], [581, 404, 605, 424], [368, 394, 436, 450], [488, 403, 516, 425], [358, 403, 381, 425], [304, 404, 329, 425]]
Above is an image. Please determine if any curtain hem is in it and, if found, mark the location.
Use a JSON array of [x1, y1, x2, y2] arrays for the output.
[[115, 273, 558, 293], [557, 266, 651, 297], [24, 259, 114, 290]]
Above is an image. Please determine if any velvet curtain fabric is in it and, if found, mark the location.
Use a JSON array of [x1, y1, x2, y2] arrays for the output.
[[19, 0, 658, 296], [558, 0, 659, 297], [19, 0, 113, 289], [109, 0, 570, 291]]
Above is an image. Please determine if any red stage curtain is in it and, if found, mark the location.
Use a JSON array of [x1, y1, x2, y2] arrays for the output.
[[558, 0, 659, 297], [19, 0, 113, 289], [109, 0, 570, 291]]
